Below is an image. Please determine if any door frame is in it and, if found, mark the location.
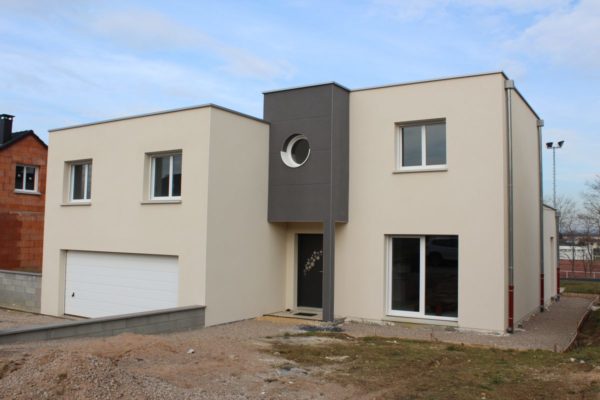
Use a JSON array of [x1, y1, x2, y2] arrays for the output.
[[284, 224, 324, 311], [385, 235, 458, 322], [296, 233, 324, 309]]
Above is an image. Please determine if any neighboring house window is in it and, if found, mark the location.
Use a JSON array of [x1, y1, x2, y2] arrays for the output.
[[396, 121, 446, 170], [151, 153, 181, 199], [15, 165, 38, 193], [388, 235, 458, 320], [70, 161, 92, 202]]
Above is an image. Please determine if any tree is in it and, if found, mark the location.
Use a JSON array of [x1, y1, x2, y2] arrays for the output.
[[582, 175, 600, 236], [547, 195, 579, 273], [578, 175, 600, 277]]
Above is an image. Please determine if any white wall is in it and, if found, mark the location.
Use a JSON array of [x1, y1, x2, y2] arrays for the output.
[[544, 206, 558, 305], [42, 107, 212, 316], [203, 108, 286, 326], [511, 92, 542, 324], [335, 73, 508, 332]]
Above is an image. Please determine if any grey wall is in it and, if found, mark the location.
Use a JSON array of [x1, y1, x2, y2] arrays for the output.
[[264, 83, 349, 223], [0, 305, 205, 344], [0, 270, 41, 313]]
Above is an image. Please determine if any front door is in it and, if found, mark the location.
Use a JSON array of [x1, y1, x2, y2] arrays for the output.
[[297, 234, 323, 308]]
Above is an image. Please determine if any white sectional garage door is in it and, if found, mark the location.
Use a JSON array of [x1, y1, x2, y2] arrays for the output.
[[65, 251, 179, 318]]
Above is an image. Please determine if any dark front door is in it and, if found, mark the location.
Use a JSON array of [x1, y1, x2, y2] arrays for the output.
[[297, 234, 323, 308]]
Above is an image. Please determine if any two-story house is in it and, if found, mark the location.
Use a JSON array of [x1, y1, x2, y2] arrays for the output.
[[41, 72, 557, 333], [0, 114, 47, 273]]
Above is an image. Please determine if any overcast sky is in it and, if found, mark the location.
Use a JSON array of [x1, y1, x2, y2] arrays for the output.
[[1, 0, 598, 202]]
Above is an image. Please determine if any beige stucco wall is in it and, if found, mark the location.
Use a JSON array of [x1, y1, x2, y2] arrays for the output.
[[333, 73, 509, 332], [511, 92, 542, 324], [42, 107, 211, 316], [543, 206, 558, 305], [203, 108, 286, 326]]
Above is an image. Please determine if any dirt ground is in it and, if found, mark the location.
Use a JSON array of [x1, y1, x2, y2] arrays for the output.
[[0, 318, 359, 400], [0, 296, 597, 399]]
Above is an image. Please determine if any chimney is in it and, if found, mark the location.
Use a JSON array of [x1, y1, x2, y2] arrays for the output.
[[0, 114, 14, 144]]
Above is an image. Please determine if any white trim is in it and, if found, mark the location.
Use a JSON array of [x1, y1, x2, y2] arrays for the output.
[[386, 235, 458, 322], [149, 152, 182, 201], [69, 161, 92, 203], [395, 121, 447, 172], [14, 164, 39, 193], [393, 166, 448, 173], [281, 134, 311, 168]]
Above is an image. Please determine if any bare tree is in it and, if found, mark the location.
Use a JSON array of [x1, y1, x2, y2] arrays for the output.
[[576, 175, 600, 278], [582, 175, 600, 235], [547, 195, 579, 273], [577, 212, 598, 277]]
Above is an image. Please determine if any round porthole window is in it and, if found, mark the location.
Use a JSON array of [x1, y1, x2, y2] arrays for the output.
[[281, 134, 311, 168]]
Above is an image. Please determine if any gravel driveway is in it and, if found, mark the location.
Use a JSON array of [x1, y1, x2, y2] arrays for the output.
[[0, 295, 594, 399], [0, 308, 71, 330]]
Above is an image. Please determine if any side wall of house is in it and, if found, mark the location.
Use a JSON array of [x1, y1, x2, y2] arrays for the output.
[[338, 74, 508, 332], [511, 92, 542, 324], [0, 135, 47, 272], [204, 108, 286, 326], [41, 108, 212, 316], [543, 206, 558, 305]]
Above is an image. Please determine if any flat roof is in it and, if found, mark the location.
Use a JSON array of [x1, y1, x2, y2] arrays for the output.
[[49, 103, 267, 132], [263, 81, 351, 94], [264, 71, 540, 119], [51, 71, 541, 132]]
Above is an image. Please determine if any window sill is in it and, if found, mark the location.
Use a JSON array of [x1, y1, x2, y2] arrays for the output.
[[393, 165, 447, 174], [61, 202, 91, 207], [141, 199, 182, 205], [14, 190, 41, 196]]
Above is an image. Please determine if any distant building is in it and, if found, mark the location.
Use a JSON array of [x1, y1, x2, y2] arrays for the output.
[[0, 114, 47, 272]]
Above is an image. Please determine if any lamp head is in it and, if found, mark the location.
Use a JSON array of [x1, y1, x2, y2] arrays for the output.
[[558, 140, 565, 148], [546, 142, 553, 149]]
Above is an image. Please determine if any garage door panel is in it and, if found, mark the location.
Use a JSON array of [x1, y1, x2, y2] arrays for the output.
[[65, 251, 179, 318]]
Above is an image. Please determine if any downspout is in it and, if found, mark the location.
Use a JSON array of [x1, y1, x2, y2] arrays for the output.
[[537, 119, 545, 312], [556, 211, 561, 300], [505, 79, 515, 333]]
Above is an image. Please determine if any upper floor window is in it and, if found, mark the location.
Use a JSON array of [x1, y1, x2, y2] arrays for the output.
[[70, 161, 92, 202], [15, 165, 38, 193], [151, 153, 181, 199], [396, 121, 446, 171]]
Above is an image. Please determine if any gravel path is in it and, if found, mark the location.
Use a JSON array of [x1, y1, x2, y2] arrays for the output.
[[0, 308, 72, 330], [342, 295, 596, 352]]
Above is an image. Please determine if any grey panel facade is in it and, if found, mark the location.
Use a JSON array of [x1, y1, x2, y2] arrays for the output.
[[264, 83, 349, 223]]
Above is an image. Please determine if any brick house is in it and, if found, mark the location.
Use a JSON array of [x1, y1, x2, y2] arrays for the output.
[[0, 114, 47, 272]]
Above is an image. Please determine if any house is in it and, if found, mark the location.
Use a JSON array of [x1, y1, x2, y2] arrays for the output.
[[41, 72, 558, 333], [0, 114, 47, 273]]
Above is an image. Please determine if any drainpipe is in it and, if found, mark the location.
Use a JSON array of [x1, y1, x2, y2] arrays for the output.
[[505, 79, 515, 334], [556, 211, 561, 300], [537, 119, 545, 312]]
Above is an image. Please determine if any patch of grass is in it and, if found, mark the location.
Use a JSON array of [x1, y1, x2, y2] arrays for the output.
[[562, 279, 600, 295], [570, 310, 600, 362], [271, 332, 600, 399]]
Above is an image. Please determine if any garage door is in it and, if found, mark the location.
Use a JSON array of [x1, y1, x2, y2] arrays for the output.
[[65, 251, 179, 318]]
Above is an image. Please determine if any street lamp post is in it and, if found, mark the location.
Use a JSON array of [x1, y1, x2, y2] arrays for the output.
[[546, 140, 564, 208]]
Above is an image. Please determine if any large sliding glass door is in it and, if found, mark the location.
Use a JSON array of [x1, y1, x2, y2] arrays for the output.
[[388, 235, 458, 320]]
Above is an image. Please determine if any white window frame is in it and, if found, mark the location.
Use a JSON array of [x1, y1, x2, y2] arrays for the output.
[[386, 235, 458, 322], [150, 153, 181, 200], [395, 121, 447, 172], [69, 161, 92, 203], [14, 164, 39, 193]]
